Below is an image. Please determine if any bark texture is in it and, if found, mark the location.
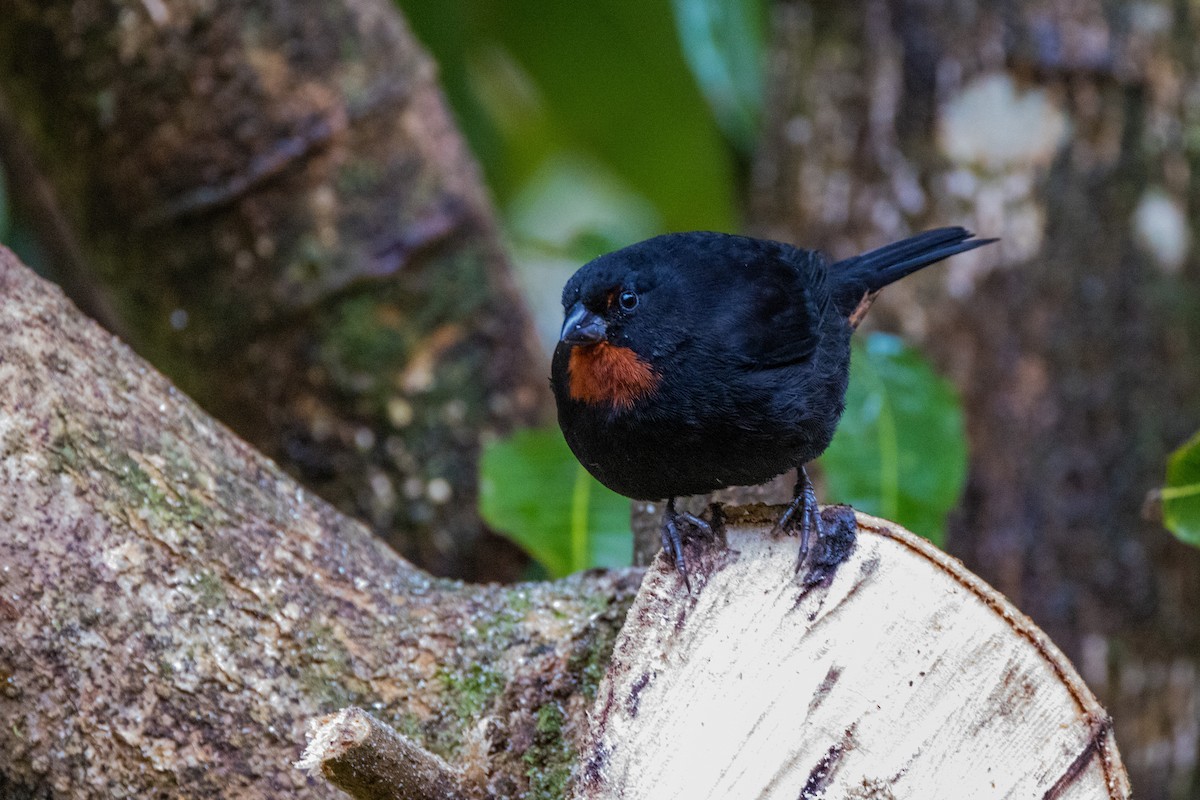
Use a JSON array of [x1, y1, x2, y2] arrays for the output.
[[752, 3, 1200, 797], [0, 249, 636, 798], [0, 0, 548, 579]]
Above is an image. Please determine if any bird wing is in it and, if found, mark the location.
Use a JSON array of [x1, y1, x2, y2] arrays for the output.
[[726, 246, 829, 369]]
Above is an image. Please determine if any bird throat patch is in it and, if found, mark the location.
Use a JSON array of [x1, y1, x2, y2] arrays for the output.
[[568, 342, 660, 410]]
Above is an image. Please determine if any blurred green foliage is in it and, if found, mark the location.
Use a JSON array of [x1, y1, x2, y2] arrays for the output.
[[399, 0, 739, 236], [1163, 430, 1200, 548], [822, 333, 968, 547], [479, 427, 631, 577], [670, 0, 766, 152]]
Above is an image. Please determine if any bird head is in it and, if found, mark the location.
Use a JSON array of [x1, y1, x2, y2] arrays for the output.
[[554, 242, 675, 411], [552, 231, 796, 412]]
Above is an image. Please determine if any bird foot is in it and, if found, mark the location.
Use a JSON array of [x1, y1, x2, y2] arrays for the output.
[[660, 499, 713, 592], [773, 469, 857, 585]]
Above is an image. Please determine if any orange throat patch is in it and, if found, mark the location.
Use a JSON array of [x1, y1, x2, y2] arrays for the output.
[[568, 342, 660, 411]]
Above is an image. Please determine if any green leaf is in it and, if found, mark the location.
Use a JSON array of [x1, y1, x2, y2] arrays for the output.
[[1163, 430, 1200, 547], [821, 333, 968, 546], [479, 426, 632, 576], [671, 0, 766, 151]]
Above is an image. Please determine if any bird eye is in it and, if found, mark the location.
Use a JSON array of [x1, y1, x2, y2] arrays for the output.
[[618, 290, 639, 311]]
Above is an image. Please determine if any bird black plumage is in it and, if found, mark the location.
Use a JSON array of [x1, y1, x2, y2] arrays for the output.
[[551, 228, 994, 586]]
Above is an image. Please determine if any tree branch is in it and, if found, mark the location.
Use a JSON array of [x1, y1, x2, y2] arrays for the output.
[[0, 248, 635, 798], [296, 708, 469, 800]]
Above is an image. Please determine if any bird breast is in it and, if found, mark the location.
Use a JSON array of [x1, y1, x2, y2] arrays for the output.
[[567, 342, 660, 411]]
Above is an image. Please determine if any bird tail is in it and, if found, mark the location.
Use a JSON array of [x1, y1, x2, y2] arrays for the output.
[[830, 227, 995, 316]]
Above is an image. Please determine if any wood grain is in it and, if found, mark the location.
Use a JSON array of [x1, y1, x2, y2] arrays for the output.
[[576, 508, 1130, 799]]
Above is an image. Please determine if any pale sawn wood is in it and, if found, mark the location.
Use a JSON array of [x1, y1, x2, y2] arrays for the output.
[[575, 506, 1130, 800]]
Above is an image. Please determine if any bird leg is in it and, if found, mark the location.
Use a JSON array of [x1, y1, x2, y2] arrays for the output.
[[772, 467, 820, 565], [660, 498, 712, 591], [773, 466, 857, 584]]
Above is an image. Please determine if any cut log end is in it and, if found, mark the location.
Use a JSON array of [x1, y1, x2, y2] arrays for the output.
[[574, 506, 1132, 800], [297, 707, 470, 800]]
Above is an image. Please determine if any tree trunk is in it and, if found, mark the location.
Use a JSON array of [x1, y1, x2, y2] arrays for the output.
[[0, 0, 549, 579], [752, 3, 1200, 796], [0, 248, 634, 798]]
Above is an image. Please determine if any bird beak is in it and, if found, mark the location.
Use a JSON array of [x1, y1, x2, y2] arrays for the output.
[[560, 303, 607, 346]]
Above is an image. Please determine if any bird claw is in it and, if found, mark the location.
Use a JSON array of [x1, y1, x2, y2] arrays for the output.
[[660, 500, 712, 591], [774, 468, 857, 584], [677, 510, 713, 538]]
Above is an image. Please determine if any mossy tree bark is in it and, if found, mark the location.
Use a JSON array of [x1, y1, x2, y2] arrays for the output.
[[752, 3, 1200, 796], [0, 249, 636, 799], [0, 0, 548, 580]]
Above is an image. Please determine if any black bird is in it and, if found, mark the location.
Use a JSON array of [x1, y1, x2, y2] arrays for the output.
[[551, 228, 994, 586]]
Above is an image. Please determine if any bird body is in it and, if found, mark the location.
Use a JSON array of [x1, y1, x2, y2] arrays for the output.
[[551, 228, 993, 582]]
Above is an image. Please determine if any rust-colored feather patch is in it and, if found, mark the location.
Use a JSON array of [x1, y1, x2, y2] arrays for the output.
[[568, 342, 660, 410]]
